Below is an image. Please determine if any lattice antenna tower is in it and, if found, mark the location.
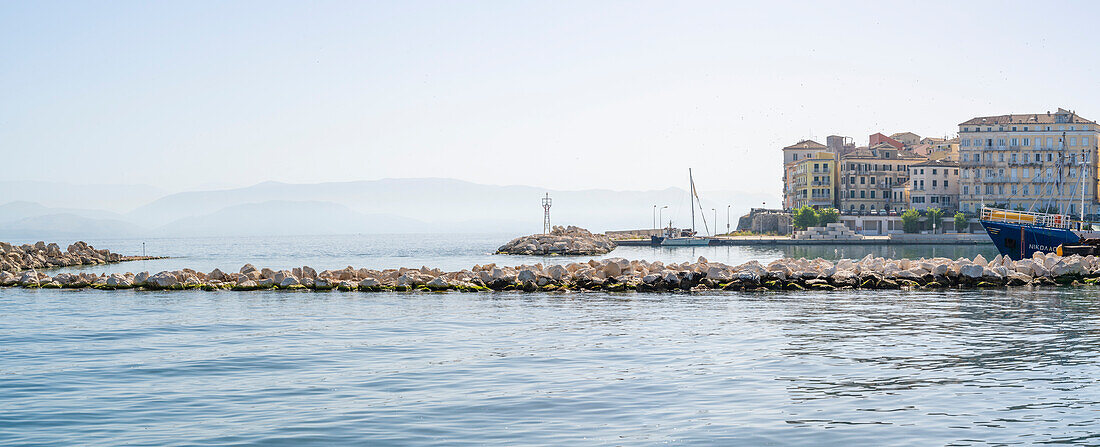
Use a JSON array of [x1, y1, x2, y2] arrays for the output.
[[542, 193, 552, 234]]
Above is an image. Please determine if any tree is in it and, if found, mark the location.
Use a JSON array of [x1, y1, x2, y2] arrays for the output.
[[954, 212, 968, 233], [816, 207, 839, 225], [926, 207, 944, 234], [793, 205, 819, 230], [901, 208, 921, 233]]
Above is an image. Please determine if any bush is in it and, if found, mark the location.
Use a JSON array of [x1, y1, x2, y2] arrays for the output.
[[793, 205, 818, 230], [926, 208, 944, 233], [816, 208, 839, 225], [953, 212, 968, 233], [901, 208, 921, 233]]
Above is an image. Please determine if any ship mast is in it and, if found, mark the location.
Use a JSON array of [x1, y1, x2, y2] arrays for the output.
[[689, 168, 696, 234]]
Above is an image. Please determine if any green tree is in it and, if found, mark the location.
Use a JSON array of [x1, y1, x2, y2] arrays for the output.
[[953, 212, 968, 233], [792, 205, 819, 230], [926, 207, 944, 233], [901, 208, 921, 233], [816, 207, 839, 225]]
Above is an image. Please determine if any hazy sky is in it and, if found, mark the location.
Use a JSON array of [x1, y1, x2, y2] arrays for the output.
[[4, 1, 1100, 197]]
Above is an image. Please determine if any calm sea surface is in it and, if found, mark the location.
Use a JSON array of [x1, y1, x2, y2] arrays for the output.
[[2, 235, 1098, 445]]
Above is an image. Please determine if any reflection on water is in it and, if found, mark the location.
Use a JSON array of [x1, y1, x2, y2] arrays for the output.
[[1, 286, 1097, 445]]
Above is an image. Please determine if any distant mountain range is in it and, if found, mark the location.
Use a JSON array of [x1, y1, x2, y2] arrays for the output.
[[0, 179, 778, 239]]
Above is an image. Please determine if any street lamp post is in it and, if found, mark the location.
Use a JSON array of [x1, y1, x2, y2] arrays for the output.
[[726, 205, 731, 235], [658, 206, 668, 235], [652, 205, 657, 235], [711, 208, 717, 236]]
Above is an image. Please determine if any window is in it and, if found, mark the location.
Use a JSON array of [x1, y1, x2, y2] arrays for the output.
[[1011, 185, 1017, 195], [931, 197, 939, 203], [793, 154, 798, 161], [962, 154, 969, 162], [932, 180, 938, 188], [1024, 138, 1030, 146], [944, 180, 949, 188], [1012, 127, 1017, 131], [1011, 138, 1018, 146], [870, 177, 876, 184], [998, 138, 1005, 146], [1048, 153, 1054, 162], [1011, 153, 1017, 163], [870, 191, 876, 199], [954, 169, 958, 175], [999, 153, 1004, 162], [1071, 137, 1077, 146], [1084, 137, 1090, 146], [974, 154, 980, 162], [932, 169, 938, 175], [860, 190, 866, 198], [1022, 185, 1028, 196], [860, 177, 865, 184], [963, 185, 969, 195], [1047, 137, 1053, 147], [850, 191, 855, 198]]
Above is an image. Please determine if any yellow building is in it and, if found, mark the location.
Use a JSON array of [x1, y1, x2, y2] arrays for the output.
[[787, 151, 837, 209], [958, 108, 1099, 216], [782, 140, 832, 209]]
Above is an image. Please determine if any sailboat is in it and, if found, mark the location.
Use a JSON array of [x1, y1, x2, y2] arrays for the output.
[[661, 168, 713, 246], [980, 133, 1100, 259]]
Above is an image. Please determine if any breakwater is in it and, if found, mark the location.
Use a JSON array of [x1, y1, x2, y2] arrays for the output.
[[497, 225, 616, 255], [0, 240, 162, 272], [2, 250, 1098, 292]]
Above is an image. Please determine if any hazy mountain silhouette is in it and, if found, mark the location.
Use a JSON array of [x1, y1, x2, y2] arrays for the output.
[[0, 178, 778, 238]]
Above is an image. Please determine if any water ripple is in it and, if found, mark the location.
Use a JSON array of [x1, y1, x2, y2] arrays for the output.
[[1, 286, 1098, 445]]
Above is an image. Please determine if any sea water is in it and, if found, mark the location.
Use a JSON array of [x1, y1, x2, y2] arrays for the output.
[[1, 235, 1097, 445]]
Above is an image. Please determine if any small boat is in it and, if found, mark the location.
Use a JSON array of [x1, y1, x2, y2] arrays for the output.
[[661, 168, 713, 246]]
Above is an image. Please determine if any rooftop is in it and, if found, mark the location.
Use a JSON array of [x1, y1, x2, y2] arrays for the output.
[[783, 140, 827, 150], [959, 108, 1095, 126]]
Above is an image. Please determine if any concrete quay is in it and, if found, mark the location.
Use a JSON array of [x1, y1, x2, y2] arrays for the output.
[[615, 233, 992, 246]]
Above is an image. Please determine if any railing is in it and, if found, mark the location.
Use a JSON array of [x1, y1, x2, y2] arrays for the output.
[[981, 207, 1073, 229]]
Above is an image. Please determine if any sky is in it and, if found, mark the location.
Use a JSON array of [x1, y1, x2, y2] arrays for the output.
[[4, 1, 1100, 198]]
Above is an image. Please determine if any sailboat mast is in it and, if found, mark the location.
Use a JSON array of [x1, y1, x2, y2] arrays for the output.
[[689, 168, 696, 233]]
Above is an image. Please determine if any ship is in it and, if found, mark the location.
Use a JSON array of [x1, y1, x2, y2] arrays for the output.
[[979, 208, 1093, 260], [979, 132, 1100, 259]]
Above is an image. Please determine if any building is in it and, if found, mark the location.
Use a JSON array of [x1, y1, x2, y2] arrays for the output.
[[957, 108, 1100, 217], [907, 159, 960, 211], [787, 151, 837, 209], [826, 135, 856, 156], [890, 132, 921, 147], [869, 132, 904, 150], [782, 140, 831, 209], [839, 143, 926, 212]]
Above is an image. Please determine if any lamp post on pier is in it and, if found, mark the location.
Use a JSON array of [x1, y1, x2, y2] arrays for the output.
[[658, 206, 668, 236], [712, 208, 717, 236], [727, 205, 731, 235]]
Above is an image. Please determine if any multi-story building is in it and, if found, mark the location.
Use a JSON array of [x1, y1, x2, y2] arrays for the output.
[[869, 133, 904, 150], [839, 143, 926, 212], [957, 108, 1099, 216], [826, 135, 855, 156], [787, 151, 837, 209], [890, 132, 921, 147], [907, 159, 960, 211], [782, 140, 830, 209]]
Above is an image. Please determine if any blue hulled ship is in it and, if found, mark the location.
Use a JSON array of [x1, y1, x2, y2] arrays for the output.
[[980, 208, 1082, 260]]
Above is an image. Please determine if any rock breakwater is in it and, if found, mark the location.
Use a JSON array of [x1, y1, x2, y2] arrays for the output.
[[0, 241, 162, 273], [5, 252, 1100, 293], [497, 226, 616, 255]]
